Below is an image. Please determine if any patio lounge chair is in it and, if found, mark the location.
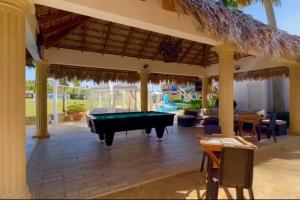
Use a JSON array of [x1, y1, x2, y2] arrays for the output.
[[207, 146, 255, 200]]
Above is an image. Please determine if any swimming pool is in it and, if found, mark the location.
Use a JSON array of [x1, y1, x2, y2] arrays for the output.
[[156, 103, 187, 113]]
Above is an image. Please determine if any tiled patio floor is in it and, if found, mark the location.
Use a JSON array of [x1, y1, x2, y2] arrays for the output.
[[98, 135, 300, 199], [27, 123, 203, 199]]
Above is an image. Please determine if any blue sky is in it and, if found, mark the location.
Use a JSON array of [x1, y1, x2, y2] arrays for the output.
[[26, 1, 300, 83]]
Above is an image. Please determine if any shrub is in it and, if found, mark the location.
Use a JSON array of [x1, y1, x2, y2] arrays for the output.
[[184, 99, 202, 111], [66, 102, 87, 114]]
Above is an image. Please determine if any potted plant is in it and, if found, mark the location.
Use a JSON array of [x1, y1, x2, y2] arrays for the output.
[[66, 102, 87, 121]]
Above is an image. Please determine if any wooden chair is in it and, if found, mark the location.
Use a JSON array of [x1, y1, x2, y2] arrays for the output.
[[207, 146, 255, 200]]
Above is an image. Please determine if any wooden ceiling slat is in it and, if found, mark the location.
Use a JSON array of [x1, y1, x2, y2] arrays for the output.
[[81, 22, 87, 51], [178, 42, 195, 62], [138, 31, 153, 58], [121, 27, 134, 55], [38, 11, 76, 25], [188, 45, 205, 65], [61, 38, 157, 55], [202, 44, 209, 67], [44, 21, 87, 48], [102, 22, 112, 53], [42, 16, 89, 35], [152, 36, 168, 60]]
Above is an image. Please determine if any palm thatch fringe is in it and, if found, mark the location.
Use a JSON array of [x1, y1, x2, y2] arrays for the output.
[[48, 65, 140, 83], [48, 64, 199, 84], [173, 0, 300, 61], [212, 66, 289, 81], [148, 73, 198, 85]]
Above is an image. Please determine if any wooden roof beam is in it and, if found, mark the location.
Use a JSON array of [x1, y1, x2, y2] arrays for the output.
[[189, 45, 206, 66], [178, 42, 195, 62], [43, 17, 89, 48], [102, 22, 112, 53], [41, 16, 89, 36], [202, 44, 209, 67], [138, 31, 153, 58], [121, 27, 134, 55], [81, 22, 87, 52], [38, 11, 76, 25], [152, 36, 168, 60]]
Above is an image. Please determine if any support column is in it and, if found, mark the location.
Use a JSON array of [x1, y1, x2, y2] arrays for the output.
[[213, 44, 235, 136], [0, 0, 33, 198], [289, 65, 300, 135], [33, 60, 49, 138], [139, 68, 149, 112], [201, 77, 209, 108]]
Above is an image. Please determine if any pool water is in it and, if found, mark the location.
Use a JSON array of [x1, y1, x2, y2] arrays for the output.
[[156, 103, 187, 113]]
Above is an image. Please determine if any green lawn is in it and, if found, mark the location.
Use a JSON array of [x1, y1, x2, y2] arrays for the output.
[[26, 99, 91, 117], [26, 98, 122, 116]]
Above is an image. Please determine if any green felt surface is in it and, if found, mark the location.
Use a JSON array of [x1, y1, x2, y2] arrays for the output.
[[90, 112, 171, 120]]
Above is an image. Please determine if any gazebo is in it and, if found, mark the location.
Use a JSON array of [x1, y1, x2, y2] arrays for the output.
[[0, 0, 300, 198]]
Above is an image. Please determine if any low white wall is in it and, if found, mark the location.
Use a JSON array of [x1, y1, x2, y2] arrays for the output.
[[234, 78, 289, 112]]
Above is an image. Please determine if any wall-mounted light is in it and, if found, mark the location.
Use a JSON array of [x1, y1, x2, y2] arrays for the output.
[[235, 65, 240, 71], [143, 64, 149, 69]]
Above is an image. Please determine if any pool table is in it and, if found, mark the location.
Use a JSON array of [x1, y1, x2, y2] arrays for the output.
[[87, 111, 175, 146]]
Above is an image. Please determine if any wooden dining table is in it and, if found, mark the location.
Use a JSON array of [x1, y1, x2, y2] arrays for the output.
[[236, 114, 264, 139], [199, 135, 257, 199]]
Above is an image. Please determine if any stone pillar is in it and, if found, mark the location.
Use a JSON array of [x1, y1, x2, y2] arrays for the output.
[[139, 68, 149, 112], [213, 44, 235, 136], [201, 77, 209, 108], [0, 0, 33, 198], [289, 65, 300, 135], [33, 60, 49, 138]]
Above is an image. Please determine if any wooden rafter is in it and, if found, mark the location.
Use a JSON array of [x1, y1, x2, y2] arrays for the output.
[[202, 44, 209, 67], [42, 16, 89, 36], [102, 22, 112, 53], [38, 11, 76, 25], [178, 42, 195, 62], [121, 27, 134, 54], [138, 31, 153, 58], [81, 22, 87, 51], [44, 17, 89, 48], [62, 38, 156, 54], [152, 36, 168, 60], [189, 45, 205, 65]]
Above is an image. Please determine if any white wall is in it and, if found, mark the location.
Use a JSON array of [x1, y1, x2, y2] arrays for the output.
[[234, 78, 289, 112]]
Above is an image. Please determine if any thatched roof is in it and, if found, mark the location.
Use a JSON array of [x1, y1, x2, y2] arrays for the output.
[[34, 4, 246, 67], [173, 0, 300, 61], [47, 64, 198, 84], [212, 66, 289, 81]]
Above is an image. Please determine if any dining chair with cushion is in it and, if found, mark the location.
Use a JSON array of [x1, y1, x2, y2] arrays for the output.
[[200, 117, 221, 172], [207, 146, 255, 199]]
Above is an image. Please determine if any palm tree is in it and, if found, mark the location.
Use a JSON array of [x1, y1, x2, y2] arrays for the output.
[[221, 0, 280, 27], [233, 0, 280, 27]]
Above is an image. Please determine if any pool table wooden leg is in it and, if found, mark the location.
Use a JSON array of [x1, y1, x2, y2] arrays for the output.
[[98, 132, 105, 142], [105, 132, 115, 146], [155, 126, 165, 139], [145, 128, 152, 136]]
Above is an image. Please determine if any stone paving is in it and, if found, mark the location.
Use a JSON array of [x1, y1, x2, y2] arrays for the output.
[[27, 123, 203, 199]]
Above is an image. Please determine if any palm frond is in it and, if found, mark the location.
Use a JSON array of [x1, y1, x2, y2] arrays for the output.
[[234, 0, 281, 7]]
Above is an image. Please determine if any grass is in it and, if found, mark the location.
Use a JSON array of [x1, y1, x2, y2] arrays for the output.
[[26, 98, 124, 117]]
